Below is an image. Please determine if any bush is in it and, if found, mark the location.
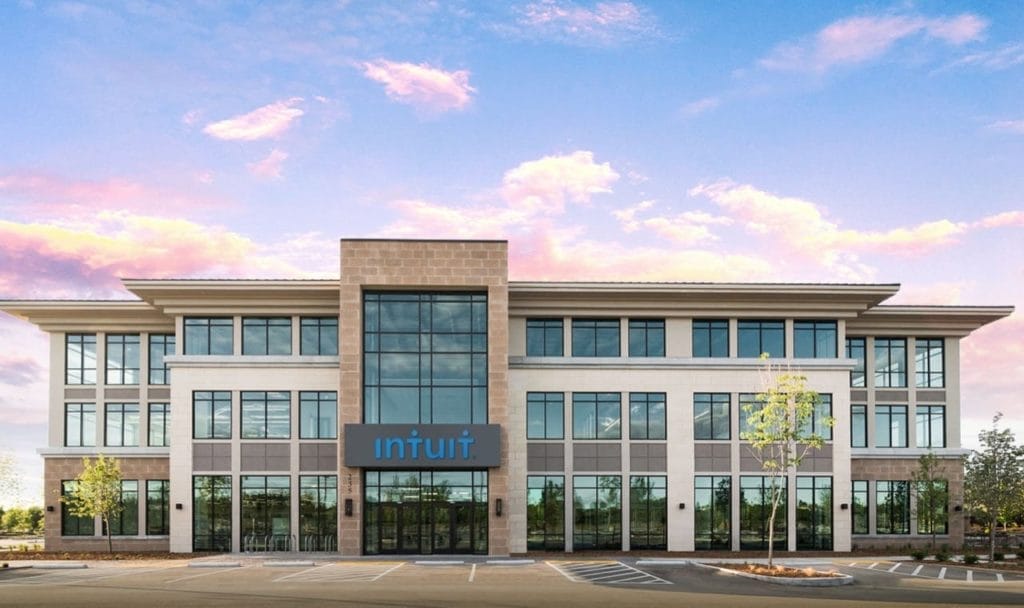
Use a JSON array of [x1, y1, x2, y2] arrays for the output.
[[963, 553, 979, 565], [910, 550, 926, 561], [935, 551, 950, 562], [993, 552, 1005, 562]]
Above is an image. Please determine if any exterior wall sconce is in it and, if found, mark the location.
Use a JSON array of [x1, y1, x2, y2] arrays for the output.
[[175, 503, 183, 510], [495, 498, 503, 517], [840, 503, 849, 510], [678, 503, 685, 510], [344, 498, 354, 517], [46, 505, 54, 512]]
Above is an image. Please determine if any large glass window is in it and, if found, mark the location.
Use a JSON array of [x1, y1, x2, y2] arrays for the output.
[[916, 480, 949, 535], [299, 391, 337, 439], [148, 403, 169, 447], [572, 393, 621, 440], [739, 476, 787, 550], [571, 319, 620, 357], [846, 337, 866, 388], [875, 405, 908, 448], [149, 334, 175, 384], [794, 321, 837, 358], [241, 476, 292, 550], [694, 476, 731, 550], [299, 475, 338, 551], [146, 480, 170, 535], [61, 480, 94, 536], [694, 393, 730, 440], [628, 319, 665, 357], [629, 392, 666, 440], [876, 480, 910, 534], [915, 338, 944, 388], [363, 292, 488, 424], [851, 404, 867, 448], [852, 480, 869, 534], [737, 320, 785, 358], [105, 403, 140, 447], [527, 392, 564, 440], [799, 394, 833, 440], [193, 391, 231, 439], [106, 334, 140, 384], [300, 317, 338, 355], [527, 475, 565, 551], [108, 480, 139, 536], [65, 334, 97, 385], [573, 475, 621, 550], [64, 403, 96, 447], [874, 338, 907, 388], [692, 319, 728, 357], [796, 476, 832, 550], [184, 318, 233, 355], [916, 405, 946, 448], [241, 391, 291, 439], [738, 393, 765, 438], [193, 475, 232, 551], [242, 317, 291, 355], [526, 318, 563, 357], [629, 476, 667, 550]]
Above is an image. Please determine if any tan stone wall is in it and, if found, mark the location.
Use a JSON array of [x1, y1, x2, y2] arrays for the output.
[[44, 456, 170, 552], [339, 240, 510, 555]]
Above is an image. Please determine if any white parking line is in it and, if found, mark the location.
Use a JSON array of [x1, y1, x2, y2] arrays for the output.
[[546, 561, 579, 583], [996, 573, 1004, 583], [371, 562, 405, 581], [966, 570, 973, 582], [273, 564, 325, 583], [912, 565, 923, 576], [166, 567, 245, 584], [887, 563, 901, 572], [867, 562, 879, 569], [612, 561, 671, 585], [938, 567, 947, 580], [468, 563, 476, 582]]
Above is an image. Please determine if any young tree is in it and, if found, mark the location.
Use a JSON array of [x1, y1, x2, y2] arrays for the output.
[[0, 451, 20, 507], [964, 414, 1024, 561], [911, 452, 949, 549], [741, 357, 834, 568], [61, 455, 124, 553]]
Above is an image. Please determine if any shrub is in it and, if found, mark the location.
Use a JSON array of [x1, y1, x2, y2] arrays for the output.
[[963, 553, 979, 565], [934, 551, 950, 562], [910, 550, 926, 561], [993, 552, 1005, 562]]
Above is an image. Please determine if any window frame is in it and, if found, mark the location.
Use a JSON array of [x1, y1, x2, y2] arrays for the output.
[[104, 403, 140, 447], [628, 392, 666, 440], [737, 320, 785, 358], [61, 480, 94, 537], [148, 334, 175, 384], [148, 402, 169, 447], [571, 392, 621, 440], [107, 480, 139, 536], [876, 480, 910, 534], [526, 475, 565, 551], [628, 319, 665, 357], [64, 403, 96, 447], [874, 337, 907, 388], [692, 319, 729, 358], [915, 405, 946, 448], [850, 404, 867, 448], [300, 317, 339, 356], [571, 318, 620, 357], [146, 479, 171, 536], [240, 390, 291, 439], [875, 404, 908, 448], [105, 333, 141, 385], [694, 475, 731, 550], [693, 393, 730, 440], [65, 333, 97, 385], [526, 318, 564, 357], [193, 390, 232, 439], [527, 392, 565, 440], [845, 337, 866, 388], [241, 317, 292, 356], [299, 391, 338, 439], [915, 338, 945, 388], [793, 320, 837, 358], [628, 475, 667, 550], [852, 480, 869, 534], [183, 317, 234, 356]]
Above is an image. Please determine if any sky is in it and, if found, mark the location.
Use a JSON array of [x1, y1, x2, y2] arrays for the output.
[[1, 0, 1022, 507]]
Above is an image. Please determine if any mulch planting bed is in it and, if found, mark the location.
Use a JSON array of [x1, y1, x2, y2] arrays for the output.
[[0, 551, 211, 561], [715, 563, 845, 578]]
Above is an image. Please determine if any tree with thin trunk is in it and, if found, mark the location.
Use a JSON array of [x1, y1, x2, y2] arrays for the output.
[[0, 451, 20, 507], [911, 452, 948, 550], [741, 356, 833, 568], [964, 414, 1024, 561], [61, 455, 124, 553]]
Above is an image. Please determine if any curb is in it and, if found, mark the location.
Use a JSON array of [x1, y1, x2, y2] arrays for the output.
[[693, 562, 854, 586], [265, 560, 315, 567], [636, 559, 691, 566], [188, 561, 241, 568], [32, 562, 88, 570], [486, 559, 534, 565]]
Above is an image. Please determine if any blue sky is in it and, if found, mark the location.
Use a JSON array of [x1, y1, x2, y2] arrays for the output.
[[0, 1, 1022, 505]]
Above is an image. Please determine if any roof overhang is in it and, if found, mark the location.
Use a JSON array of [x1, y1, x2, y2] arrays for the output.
[[0, 300, 172, 332], [121, 279, 340, 315], [846, 305, 1015, 337]]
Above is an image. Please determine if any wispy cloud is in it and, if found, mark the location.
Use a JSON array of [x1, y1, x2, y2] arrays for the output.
[[247, 149, 289, 179], [986, 119, 1024, 135], [680, 96, 720, 117], [361, 60, 475, 112], [501, 150, 619, 213], [203, 98, 305, 141], [0, 355, 43, 386], [506, 0, 659, 46], [944, 42, 1024, 71]]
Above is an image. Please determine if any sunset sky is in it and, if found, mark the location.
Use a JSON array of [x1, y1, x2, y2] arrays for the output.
[[1, 1, 1022, 506]]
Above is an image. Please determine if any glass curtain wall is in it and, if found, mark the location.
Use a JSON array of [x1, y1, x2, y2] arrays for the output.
[[629, 476, 667, 550], [299, 476, 338, 551], [527, 475, 565, 551], [796, 476, 832, 550], [694, 476, 731, 550], [193, 476, 231, 551], [739, 476, 787, 550], [241, 476, 292, 551], [573, 476, 622, 550]]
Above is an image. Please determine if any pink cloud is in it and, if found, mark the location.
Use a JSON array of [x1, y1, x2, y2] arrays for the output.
[[945, 43, 1024, 71], [501, 150, 619, 213], [247, 149, 289, 179], [960, 314, 1024, 439], [986, 119, 1024, 135], [0, 355, 43, 386], [681, 96, 720, 117], [512, 1, 658, 46], [973, 210, 1024, 228], [203, 98, 305, 141], [361, 60, 475, 112]]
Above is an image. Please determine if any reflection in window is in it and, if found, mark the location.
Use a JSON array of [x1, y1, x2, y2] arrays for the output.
[[874, 338, 907, 388], [846, 337, 866, 388], [852, 480, 869, 534], [738, 393, 765, 438], [299, 475, 338, 551], [916, 480, 948, 535], [526, 318, 563, 356], [527, 475, 564, 551], [241, 476, 292, 549], [739, 476, 787, 550], [571, 319, 620, 357], [875, 405, 907, 448], [241, 391, 291, 439], [692, 320, 728, 357], [106, 334, 140, 384], [796, 476, 832, 550], [301, 317, 338, 355], [876, 480, 910, 534], [851, 404, 867, 448], [242, 317, 292, 355], [148, 403, 169, 447], [695, 476, 731, 550], [628, 319, 664, 357], [107, 480, 138, 536], [147, 480, 170, 535], [299, 391, 337, 439], [915, 338, 944, 388], [61, 480, 94, 536], [573, 475, 621, 550], [738, 320, 785, 358], [105, 403, 140, 447], [527, 392, 564, 440], [184, 318, 233, 355], [798, 394, 833, 441], [572, 393, 621, 440], [193, 475, 232, 551], [65, 403, 96, 447], [694, 393, 730, 440], [915, 405, 945, 448], [149, 334, 175, 384], [630, 476, 667, 550], [794, 321, 837, 358], [66, 334, 97, 385], [193, 391, 231, 439], [629, 393, 666, 440]]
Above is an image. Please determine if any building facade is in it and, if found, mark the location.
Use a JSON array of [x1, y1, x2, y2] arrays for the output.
[[0, 239, 1012, 554]]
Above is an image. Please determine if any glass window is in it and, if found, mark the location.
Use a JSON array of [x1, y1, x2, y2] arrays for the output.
[[572, 393, 621, 440], [915, 338, 944, 388], [629, 476, 667, 550], [852, 480, 869, 534], [629, 393, 666, 440], [846, 337, 866, 388], [61, 480, 94, 536], [105, 403, 140, 447], [146, 480, 170, 535], [692, 319, 728, 357], [193, 475, 232, 551], [363, 292, 488, 424], [527, 392, 564, 440], [299, 391, 337, 439], [65, 334, 97, 385], [628, 319, 665, 357], [794, 321, 837, 358], [796, 476, 832, 550], [799, 394, 833, 441], [739, 476, 787, 550], [875, 405, 908, 448], [694, 476, 731, 550], [184, 318, 233, 355], [874, 338, 907, 388], [64, 403, 96, 447], [241, 476, 292, 549], [738, 393, 765, 438], [916, 480, 949, 535], [851, 404, 867, 448], [876, 480, 910, 534], [193, 391, 232, 439], [301, 317, 338, 355], [694, 393, 730, 440], [241, 391, 291, 439], [105, 334, 140, 384], [242, 317, 292, 355], [149, 334, 175, 384], [148, 403, 169, 447], [527, 475, 565, 551], [572, 475, 621, 550], [299, 475, 338, 551], [916, 405, 946, 448], [107, 480, 139, 536], [737, 320, 785, 358], [526, 318, 563, 357], [571, 319, 620, 357]]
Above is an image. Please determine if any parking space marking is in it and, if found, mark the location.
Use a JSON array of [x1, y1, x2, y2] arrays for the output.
[[547, 561, 671, 585], [912, 565, 923, 576], [887, 563, 901, 572], [546, 561, 579, 582], [938, 567, 947, 580], [468, 563, 476, 582], [841, 561, 1024, 584], [996, 573, 1004, 583], [165, 567, 247, 584], [273, 561, 404, 584], [967, 570, 973, 582]]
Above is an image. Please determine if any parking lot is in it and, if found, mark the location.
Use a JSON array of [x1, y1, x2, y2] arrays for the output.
[[0, 557, 1022, 607]]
